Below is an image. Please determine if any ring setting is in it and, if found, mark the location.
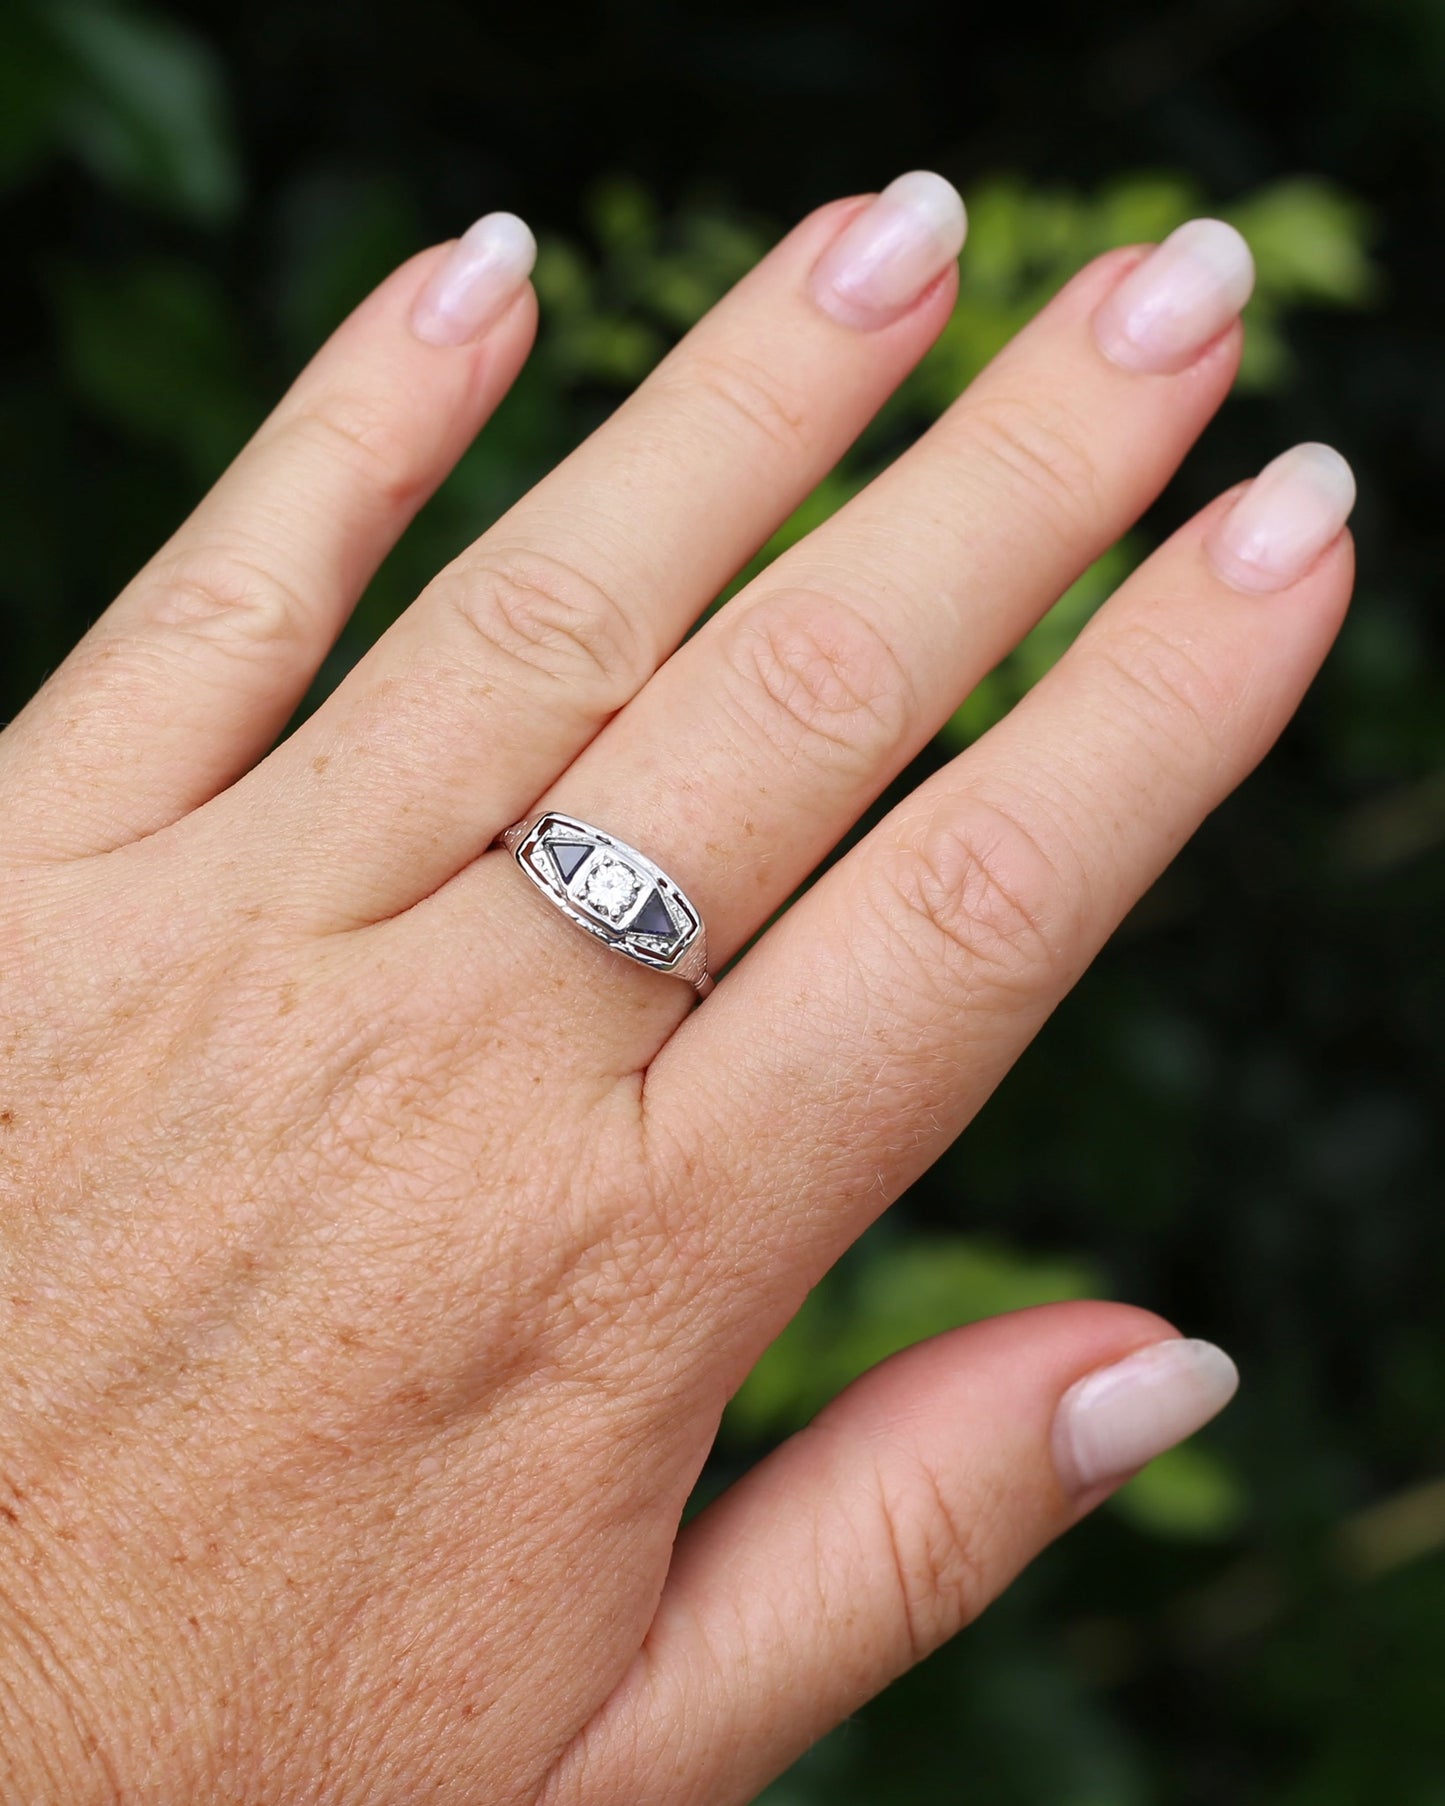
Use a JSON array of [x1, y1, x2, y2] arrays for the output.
[[498, 811, 713, 997]]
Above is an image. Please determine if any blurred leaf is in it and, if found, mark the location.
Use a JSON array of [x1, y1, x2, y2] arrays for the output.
[[746, 469, 867, 568], [1235, 302, 1294, 390], [587, 173, 659, 255], [552, 312, 665, 384], [853, 1235, 1096, 1333], [643, 256, 732, 331], [914, 171, 1380, 415], [533, 231, 667, 383], [1096, 171, 1202, 245], [954, 177, 1032, 288], [940, 539, 1140, 748], [532, 236, 596, 313], [42, 0, 240, 223], [677, 210, 772, 282], [1229, 179, 1380, 307], [1112, 1442, 1248, 1540], [727, 1234, 1099, 1440]]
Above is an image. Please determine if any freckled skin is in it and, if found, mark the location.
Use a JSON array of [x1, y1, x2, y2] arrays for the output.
[[0, 193, 1351, 1805], [0, 861, 703, 1803]]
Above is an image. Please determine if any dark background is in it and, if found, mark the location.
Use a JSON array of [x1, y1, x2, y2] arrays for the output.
[[2, 1, 1442, 1800]]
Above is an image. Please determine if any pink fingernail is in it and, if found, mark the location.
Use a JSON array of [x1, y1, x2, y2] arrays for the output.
[[1053, 1338, 1240, 1496], [808, 171, 967, 330], [1093, 218, 1255, 374], [409, 212, 537, 347], [1205, 443, 1357, 593]]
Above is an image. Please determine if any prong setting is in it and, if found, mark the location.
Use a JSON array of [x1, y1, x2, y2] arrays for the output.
[[500, 812, 709, 993]]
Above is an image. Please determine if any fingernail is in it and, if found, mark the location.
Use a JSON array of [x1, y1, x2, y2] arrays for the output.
[[1205, 443, 1357, 593], [808, 171, 967, 330], [410, 212, 537, 347], [1093, 218, 1255, 374], [1052, 1337, 1239, 1496]]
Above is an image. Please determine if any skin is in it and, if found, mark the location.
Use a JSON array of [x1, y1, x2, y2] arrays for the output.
[[0, 196, 1352, 1803]]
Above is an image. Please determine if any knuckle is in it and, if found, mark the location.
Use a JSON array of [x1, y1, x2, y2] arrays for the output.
[[873, 1447, 993, 1662], [722, 588, 914, 779], [1097, 619, 1232, 777], [283, 388, 429, 513], [438, 546, 650, 700], [879, 797, 1074, 1003], [130, 547, 308, 656], [964, 390, 1105, 545], [671, 346, 814, 456]]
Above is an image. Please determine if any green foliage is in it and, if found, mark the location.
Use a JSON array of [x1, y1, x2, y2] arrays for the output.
[[940, 540, 1140, 748], [727, 1229, 1248, 1546], [726, 1232, 1099, 1440], [1112, 1443, 1247, 1540], [21, 0, 239, 222], [3, 6, 1441, 1802], [548, 170, 1372, 710]]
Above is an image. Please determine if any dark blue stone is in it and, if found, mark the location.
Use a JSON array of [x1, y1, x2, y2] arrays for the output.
[[630, 890, 675, 938], [548, 840, 593, 881]]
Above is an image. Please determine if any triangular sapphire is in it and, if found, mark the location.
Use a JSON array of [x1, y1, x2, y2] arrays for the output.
[[630, 890, 675, 939], [547, 840, 593, 882]]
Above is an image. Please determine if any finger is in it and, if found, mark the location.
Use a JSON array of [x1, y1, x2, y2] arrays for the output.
[[0, 216, 539, 859], [214, 175, 969, 928], [645, 446, 1355, 1311], [541, 1307, 1239, 1806], [441, 222, 1253, 1045]]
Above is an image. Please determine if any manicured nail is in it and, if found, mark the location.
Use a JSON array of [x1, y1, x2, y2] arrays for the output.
[[410, 212, 537, 347], [1093, 218, 1255, 374], [1205, 443, 1357, 593], [809, 171, 967, 330], [1052, 1337, 1239, 1496]]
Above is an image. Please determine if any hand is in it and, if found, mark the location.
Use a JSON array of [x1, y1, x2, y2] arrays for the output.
[[0, 174, 1353, 1803]]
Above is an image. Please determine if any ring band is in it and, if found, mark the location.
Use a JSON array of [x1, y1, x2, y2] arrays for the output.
[[498, 811, 714, 998]]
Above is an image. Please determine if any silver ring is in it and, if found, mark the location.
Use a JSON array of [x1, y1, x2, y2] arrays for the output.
[[498, 811, 714, 998]]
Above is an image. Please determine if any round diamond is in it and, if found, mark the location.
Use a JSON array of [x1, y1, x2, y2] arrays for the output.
[[578, 854, 641, 923]]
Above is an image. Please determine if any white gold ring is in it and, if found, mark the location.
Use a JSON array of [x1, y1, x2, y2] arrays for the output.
[[498, 811, 714, 998]]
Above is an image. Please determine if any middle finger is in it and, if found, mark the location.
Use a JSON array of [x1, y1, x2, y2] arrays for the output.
[[210, 175, 968, 928]]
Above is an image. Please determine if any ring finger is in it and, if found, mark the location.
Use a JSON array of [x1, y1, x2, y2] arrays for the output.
[[426, 219, 1256, 1039]]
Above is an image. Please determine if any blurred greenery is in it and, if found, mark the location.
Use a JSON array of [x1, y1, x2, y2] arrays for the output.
[[1, 0, 1441, 1801]]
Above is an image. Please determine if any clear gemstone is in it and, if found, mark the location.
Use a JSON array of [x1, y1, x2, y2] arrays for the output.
[[577, 853, 642, 923]]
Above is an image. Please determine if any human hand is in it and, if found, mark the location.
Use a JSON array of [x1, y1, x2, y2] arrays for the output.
[[0, 174, 1354, 1803]]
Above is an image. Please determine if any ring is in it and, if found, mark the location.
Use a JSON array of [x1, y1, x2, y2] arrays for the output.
[[498, 811, 714, 998]]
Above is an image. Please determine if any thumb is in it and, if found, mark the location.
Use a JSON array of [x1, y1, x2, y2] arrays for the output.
[[542, 1301, 1238, 1806]]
